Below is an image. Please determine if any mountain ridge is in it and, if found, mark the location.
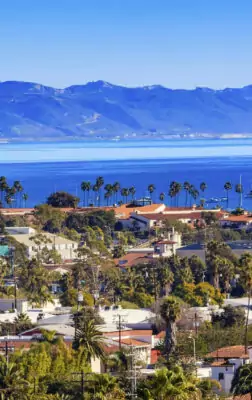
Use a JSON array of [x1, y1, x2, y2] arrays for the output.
[[1, 80, 252, 140]]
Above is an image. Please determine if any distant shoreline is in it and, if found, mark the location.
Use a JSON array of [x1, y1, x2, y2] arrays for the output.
[[2, 133, 252, 143]]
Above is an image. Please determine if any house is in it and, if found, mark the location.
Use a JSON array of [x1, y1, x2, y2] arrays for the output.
[[220, 214, 252, 230], [205, 345, 252, 394], [128, 207, 225, 231], [5, 227, 78, 260]]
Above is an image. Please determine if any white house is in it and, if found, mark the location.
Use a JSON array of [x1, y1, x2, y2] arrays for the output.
[[206, 345, 252, 394], [5, 227, 78, 260]]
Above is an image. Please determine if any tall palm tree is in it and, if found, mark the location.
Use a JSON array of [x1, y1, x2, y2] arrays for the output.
[[104, 190, 113, 206], [0, 177, 8, 206], [96, 176, 104, 207], [22, 193, 28, 208], [159, 192, 165, 203], [13, 181, 23, 207], [147, 184, 156, 202], [92, 184, 99, 206], [239, 253, 252, 354], [200, 182, 207, 193], [112, 182, 120, 204], [235, 182, 243, 208], [129, 186, 136, 201], [183, 181, 190, 207], [81, 181, 91, 207], [224, 181, 232, 208], [174, 182, 182, 206], [160, 296, 182, 358], [121, 188, 129, 204], [73, 319, 105, 363]]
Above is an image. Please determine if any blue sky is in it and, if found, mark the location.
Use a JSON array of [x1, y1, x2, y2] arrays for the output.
[[1, 0, 252, 89]]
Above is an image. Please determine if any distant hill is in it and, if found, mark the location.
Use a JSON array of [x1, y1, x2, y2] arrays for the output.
[[1, 80, 252, 140]]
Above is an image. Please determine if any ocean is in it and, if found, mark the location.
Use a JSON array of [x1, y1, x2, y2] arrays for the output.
[[0, 139, 252, 209]]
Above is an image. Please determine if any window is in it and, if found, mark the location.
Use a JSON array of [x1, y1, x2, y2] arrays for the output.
[[218, 372, 224, 380]]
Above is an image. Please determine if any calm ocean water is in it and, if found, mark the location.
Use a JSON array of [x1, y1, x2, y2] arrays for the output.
[[0, 139, 252, 208]]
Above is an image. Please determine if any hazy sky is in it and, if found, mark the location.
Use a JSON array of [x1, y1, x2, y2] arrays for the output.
[[1, 0, 252, 89]]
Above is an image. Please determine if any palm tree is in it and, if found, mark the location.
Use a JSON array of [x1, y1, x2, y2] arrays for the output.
[[96, 176, 104, 207], [120, 188, 129, 204], [0, 356, 27, 394], [81, 181, 91, 207], [91, 374, 123, 400], [92, 184, 99, 206], [160, 296, 182, 358], [73, 319, 105, 363], [144, 366, 201, 400], [0, 177, 8, 206], [129, 186, 136, 201], [22, 193, 28, 208], [224, 181, 232, 208], [159, 192, 165, 203], [4, 194, 12, 208], [13, 180, 23, 207], [112, 182, 120, 204], [239, 253, 252, 354], [183, 181, 190, 207], [235, 182, 243, 208], [200, 182, 207, 194], [148, 184, 156, 201], [104, 190, 113, 206]]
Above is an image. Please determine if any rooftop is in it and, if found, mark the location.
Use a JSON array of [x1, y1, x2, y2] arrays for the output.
[[114, 338, 150, 347], [9, 231, 78, 247], [206, 345, 250, 359], [114, 252, 154, 267], [114, 203, 165, 219]]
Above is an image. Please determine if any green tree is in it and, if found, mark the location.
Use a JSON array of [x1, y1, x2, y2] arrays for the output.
[[239, 253, 252, 353], [140, 366, 200, 400], [212, 305, 245, 328], [231, 363, 252, 396], [18, 259, 53, 307], [47, 192, 79, 208], [13, 313, 33, 334]]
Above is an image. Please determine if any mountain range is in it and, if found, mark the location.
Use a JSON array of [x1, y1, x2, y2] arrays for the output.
[[1, 80, 252, 140]]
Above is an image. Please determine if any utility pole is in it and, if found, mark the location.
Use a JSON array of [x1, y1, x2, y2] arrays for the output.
[[113, 314, 127, 350], [128, 346, 137, 399]]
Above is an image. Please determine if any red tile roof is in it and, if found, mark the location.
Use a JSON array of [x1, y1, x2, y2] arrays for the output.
[[157, 240, 176, 245], [206, 346, 250, 359], [104, 330, 153, 337], [114, 252, 153, 267], [114, 338, 150, 347]]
